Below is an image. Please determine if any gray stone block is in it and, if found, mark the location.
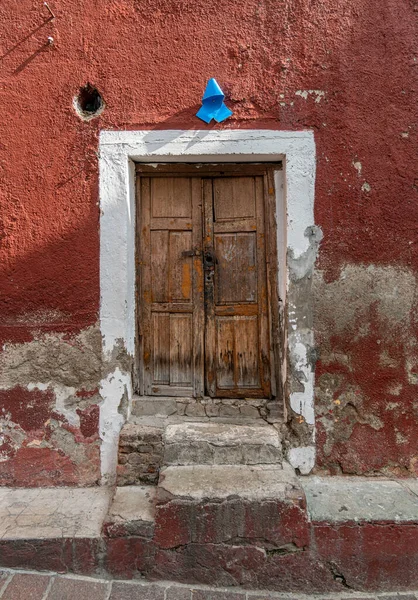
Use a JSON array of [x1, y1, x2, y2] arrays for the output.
[[164, 422, 282, 466]]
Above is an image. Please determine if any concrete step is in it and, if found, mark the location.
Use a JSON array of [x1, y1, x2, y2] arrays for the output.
[[163, 422, 282, 465], [2, 478, 418, 591], [154, 462, 308, 549], [102, 485, 156, 538]]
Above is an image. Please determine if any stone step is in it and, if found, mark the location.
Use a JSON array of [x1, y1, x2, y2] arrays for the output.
[[163, 421, 282, 465], [2, 479, 418, 591], [102, 485, 156, 538], [154, 462, 308, 549], [117, 423, 164, 486], [131, 395, 271, 420]]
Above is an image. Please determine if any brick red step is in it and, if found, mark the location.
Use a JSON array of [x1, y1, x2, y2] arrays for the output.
[[154, 463, 307, 549]]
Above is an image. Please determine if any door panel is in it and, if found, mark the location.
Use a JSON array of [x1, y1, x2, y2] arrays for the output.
[[215, 232, 257, 303], [213, 177, 256, 220], [216, 316, 260, 390], [152, 313, 170, 384], [169, 314, 193, 385], [151, 177, 192, 218], [139, 176, 204, 397], [204, 175, 271, 398]]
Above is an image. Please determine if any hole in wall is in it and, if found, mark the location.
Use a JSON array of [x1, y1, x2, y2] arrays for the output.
[[73, 83, 105, 121]]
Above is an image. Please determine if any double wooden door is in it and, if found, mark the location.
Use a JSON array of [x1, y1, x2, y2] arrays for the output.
[[137, 165, 278, 399]]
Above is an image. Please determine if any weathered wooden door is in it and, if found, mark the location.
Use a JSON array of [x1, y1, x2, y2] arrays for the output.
[[138, 175, 204, 397], [137, 165, 277, 399]]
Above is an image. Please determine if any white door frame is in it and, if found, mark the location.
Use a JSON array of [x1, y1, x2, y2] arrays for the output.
[[98, 129, 318, 483]]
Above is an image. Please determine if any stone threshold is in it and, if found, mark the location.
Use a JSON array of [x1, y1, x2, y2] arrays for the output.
[[130, 394, 281, 422]]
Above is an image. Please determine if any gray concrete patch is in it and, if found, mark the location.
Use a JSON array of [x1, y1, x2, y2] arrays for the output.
[[0, 487, 111, 540], [301, 476, 418, 522]]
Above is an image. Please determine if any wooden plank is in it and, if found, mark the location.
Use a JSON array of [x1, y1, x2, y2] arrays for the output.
[[234, 316, 260, 388], [149, 385, 194, 397], [135, 175, 144, 395], [151, 303, 194, 313], [150, 230, 169, 303], [213, 177, 256, 221], [150, 218, 192, 231], [255, 175, 271, 397], [215, 318, 235, 389], [214, 304, 258, 317], [152, 313, 170, 384], [215, 233, 237, 304], [213, 218, 257, 233], [151, 177, 192, 218], [215, 232, 258, 304], [235, 233, 257, 303], [203, 178, 216, 397], [137, 163, 282, 176], [191, 177, 205, 398], [168, 231, 193, 303], [139, 177, 153, 395], [264, 169, 281, 400], [169, 314, 193, 385]]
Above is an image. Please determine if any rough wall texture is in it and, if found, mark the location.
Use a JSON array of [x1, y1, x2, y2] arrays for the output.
[[0, 0, 417, 483]]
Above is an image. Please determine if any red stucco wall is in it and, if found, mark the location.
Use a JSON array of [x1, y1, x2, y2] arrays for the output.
[[0, 0, 417, 483]]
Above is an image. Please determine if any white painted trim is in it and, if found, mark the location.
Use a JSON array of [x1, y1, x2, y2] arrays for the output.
[[98, 129, 317, 481]]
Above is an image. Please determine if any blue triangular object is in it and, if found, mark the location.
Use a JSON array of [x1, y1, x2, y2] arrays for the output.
[[196, 78, 233, 124], [202, 78, 224, 101]]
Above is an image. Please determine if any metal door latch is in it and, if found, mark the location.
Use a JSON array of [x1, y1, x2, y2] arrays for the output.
[[181, 249, 201, 258]]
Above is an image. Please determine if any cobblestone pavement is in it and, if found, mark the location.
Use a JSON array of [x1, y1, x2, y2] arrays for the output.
[[0, 569, 418, 600]]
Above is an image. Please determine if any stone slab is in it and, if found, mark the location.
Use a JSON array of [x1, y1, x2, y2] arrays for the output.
[[0, 487, 111, 540], [164, 422, 282, 466], [131, 397, 179, 417], [158, 463, 299, 501], [131, 396, 270, 421], [110, 581, 165, 600], [47, 576, 109, 600], [301, 476, 418, 522], [103, 486, 156, 538], [1, 572, 50, 600]]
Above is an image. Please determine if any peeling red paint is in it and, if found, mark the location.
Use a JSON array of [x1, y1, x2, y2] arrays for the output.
[[0, 447, 78, 487], [77, 404, 100, 440], [315, 306, 418, 475], [0, 387, 54, 432], [0, 386, 100, 486], [0, 445, 100, 487], [0, 436, 18, 461]]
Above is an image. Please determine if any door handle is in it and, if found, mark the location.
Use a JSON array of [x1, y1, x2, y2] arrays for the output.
[[181, 249, 201, 258]]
